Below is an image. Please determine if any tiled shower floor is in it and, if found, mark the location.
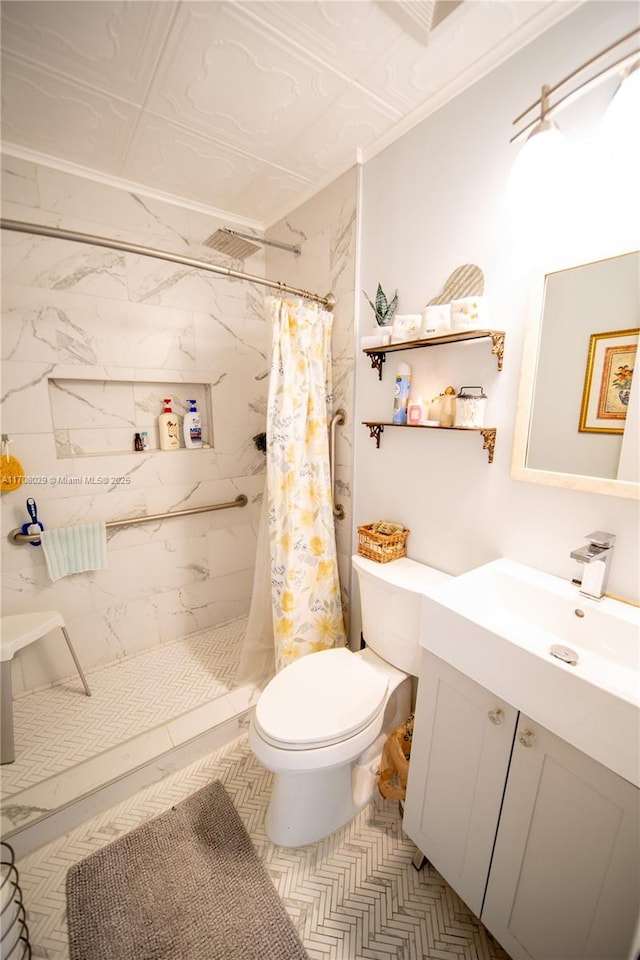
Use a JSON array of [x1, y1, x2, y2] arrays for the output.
[[1, 617, 255, 841], [2, 616, 246, 799]]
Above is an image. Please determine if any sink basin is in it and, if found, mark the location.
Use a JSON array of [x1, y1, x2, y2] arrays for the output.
[[420, 558, 640, 786]]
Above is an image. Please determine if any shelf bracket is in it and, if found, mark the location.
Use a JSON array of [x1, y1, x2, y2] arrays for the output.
[[490, 332, 505, 371], [480, 428, 497, 463], [369, 352, 386, 380], [367, 424, 384, 448]]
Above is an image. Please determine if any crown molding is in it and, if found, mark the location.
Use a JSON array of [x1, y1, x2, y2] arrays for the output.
[[1, 143, 264, 230]]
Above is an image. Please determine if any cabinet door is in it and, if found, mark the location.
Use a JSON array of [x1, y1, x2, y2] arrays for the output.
[[482, 715, 640, 960], [403, 651, 517, 916]]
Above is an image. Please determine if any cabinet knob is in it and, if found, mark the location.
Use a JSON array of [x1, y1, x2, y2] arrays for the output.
[[487, 708, 504, 725], [518, 729, 537, 748]]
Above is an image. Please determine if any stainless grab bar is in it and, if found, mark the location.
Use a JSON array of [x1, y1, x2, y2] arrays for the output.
[[8, 494, 248, 545], [329, 408, 346, 520]]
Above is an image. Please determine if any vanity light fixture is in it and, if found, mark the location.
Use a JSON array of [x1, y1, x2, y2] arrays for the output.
[[510, 26, 640, 145], [518, 84, 559, 144], [601, 59, 640, 138], [505, 81, 567, 214]]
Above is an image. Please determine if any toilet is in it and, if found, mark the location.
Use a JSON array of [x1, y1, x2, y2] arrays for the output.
[[249, 554, 451, 846]]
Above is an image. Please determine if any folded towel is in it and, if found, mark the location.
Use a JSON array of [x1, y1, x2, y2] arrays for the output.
[[360, 332, 391, 350], [41, 522, 108, 582]]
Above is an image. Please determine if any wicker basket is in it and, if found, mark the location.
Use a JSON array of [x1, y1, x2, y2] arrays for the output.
[[357, 524, 409, 563]]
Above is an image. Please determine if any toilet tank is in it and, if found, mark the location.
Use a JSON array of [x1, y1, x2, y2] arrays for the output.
[[352, 554, 451, 675]]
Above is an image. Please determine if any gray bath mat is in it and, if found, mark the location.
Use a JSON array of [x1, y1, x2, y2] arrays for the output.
[[66, 781, 308, 960]]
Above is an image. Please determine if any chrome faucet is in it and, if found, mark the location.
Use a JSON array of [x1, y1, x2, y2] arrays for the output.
[[570, 531, 616, 600]]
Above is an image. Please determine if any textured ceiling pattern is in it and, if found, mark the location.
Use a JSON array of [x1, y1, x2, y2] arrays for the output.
[[1, 1, 577, 227]]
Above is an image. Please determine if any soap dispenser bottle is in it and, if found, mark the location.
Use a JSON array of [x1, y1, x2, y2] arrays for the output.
[[183, 399, 203, 449], [158, 399, 180, 450]]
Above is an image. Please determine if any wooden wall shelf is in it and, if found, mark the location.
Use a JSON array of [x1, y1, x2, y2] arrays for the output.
[[362, 421, 497, 463], [364, 329, 505, 379]]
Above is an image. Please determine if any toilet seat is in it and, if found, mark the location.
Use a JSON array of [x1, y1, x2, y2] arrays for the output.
[[254, 647, 389, 750]]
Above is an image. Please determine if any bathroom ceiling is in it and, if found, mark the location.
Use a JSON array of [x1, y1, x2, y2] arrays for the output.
[[0, 1, 579, 228]]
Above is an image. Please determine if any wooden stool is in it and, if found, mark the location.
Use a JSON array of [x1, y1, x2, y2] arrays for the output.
[[1, 612, 91, 764]]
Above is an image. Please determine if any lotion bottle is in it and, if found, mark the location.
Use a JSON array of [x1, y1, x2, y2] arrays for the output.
[[183, 399, 203, 449], [158, 399, 180, 450]]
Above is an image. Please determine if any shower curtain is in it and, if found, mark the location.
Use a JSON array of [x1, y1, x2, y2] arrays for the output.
[[239, 296, 346, 681]]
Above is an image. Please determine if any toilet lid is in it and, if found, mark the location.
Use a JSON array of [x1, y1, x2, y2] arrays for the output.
[[255, 648, 389, 750]]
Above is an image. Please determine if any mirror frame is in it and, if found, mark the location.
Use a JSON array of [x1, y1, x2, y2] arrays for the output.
[[512, 249, 639, 500]]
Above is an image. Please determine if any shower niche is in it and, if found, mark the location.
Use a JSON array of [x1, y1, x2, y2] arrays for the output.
[[48, 376, 213, 458]]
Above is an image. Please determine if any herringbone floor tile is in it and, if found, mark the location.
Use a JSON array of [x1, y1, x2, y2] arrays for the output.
[[16, 736, 510, 960], [2, 618, 245, 798]]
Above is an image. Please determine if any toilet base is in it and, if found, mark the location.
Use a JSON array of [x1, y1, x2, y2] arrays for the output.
[[258, 673, 412, 847], [267, 765, 354, 847]]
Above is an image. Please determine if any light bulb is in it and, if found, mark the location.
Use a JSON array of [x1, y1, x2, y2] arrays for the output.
[[506, 121, 569, 228], [601, 63, 640, 143], [598, 62, 640, 230]]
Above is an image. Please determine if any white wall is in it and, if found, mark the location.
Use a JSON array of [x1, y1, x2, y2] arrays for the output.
[[355, 1, 640, 607], [1, 157, 267, 693]]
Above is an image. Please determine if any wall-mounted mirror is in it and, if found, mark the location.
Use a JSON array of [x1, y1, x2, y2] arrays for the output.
[[512, 250, 639, 499]]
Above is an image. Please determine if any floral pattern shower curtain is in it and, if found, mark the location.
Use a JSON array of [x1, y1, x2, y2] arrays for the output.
[[267, 297, 346, 671]]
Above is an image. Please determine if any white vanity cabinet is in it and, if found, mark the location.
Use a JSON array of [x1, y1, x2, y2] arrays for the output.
[[482, 713, 639, 960], [402, 652, 518, 917], [404, 651, 640, 960]]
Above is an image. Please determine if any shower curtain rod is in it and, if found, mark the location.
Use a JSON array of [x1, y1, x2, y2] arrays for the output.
[[0, 219, 336, 309]]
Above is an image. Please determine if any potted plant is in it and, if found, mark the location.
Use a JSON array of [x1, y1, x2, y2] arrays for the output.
[[363, 284, 398, 327]]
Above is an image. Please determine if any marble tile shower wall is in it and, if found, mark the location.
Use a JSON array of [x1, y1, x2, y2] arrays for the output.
[[1, 156, 269, 695], [266, 167, 357, 631]]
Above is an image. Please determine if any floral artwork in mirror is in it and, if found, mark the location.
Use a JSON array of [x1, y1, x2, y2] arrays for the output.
[[511, 249, 640, 499], [579, 328, 638, 434]]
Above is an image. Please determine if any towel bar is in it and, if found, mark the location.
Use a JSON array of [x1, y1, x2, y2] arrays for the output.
[[7, 494, 248, 546]]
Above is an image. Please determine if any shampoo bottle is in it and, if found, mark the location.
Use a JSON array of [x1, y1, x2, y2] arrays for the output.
[[158, 399, 180, 450], [392, 363, 412, 424], [183, 399, 203, 449]]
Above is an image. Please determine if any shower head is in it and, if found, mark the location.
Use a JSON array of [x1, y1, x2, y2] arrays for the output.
[[203, 228, 262, 260], [203, 227, 302, 259]]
